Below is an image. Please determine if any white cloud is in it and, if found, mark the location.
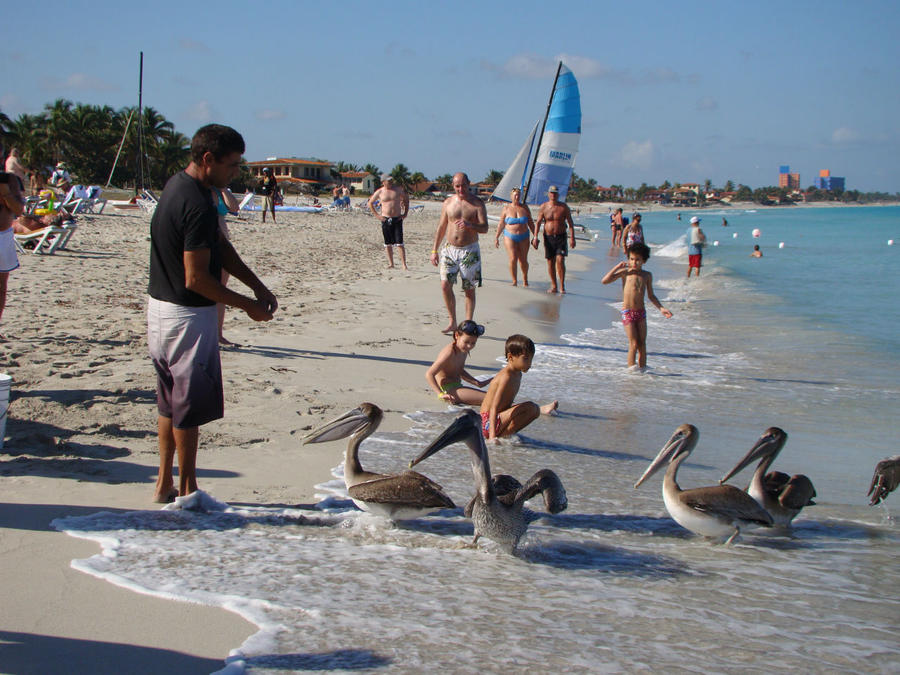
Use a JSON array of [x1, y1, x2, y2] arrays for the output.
[[255, 109, 286, 121], [41, 72, 118, 92], [697, 96, 718, 111], [178, 38, 210, 52], [831, 127, 860, 143], [482, 53, 682, 86], [620, 140, 654, 169], [185, 100, 219, 122]]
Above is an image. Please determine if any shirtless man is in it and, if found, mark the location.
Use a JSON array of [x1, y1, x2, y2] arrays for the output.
[[0, 172, 26, 320], [430, 172, 489, 333], [533, 186, 576, 294], [368, 174, 410, 269]]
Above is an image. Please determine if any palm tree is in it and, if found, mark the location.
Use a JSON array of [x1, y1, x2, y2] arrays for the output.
[[724, 180, 735, 192], [703, 179, 713, 195], [484, 169, 504, 186], [434, 174, 453, 191], [409, 171, 426, 191], [42, 98, 74, 163], [390, 163, 411, 190]]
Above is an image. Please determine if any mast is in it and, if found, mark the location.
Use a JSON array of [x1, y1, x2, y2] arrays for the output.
[[106, 109, 134, 188], [137, 51, 145, 195], [523, 61, 562, 204]]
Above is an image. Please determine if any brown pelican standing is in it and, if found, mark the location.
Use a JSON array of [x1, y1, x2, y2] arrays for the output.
[[409, 408, 567, 552], [303, 403, 455, 519], [719, 427, 816, 526], [868, 455, 900, 505], [634, 424, 773, 544]]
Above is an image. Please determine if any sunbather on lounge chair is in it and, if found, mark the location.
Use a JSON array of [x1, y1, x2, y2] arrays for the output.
[[13, 212, 68, 234]]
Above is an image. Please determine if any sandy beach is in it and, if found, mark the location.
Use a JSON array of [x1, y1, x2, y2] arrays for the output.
[[0, 199, 591, 672]]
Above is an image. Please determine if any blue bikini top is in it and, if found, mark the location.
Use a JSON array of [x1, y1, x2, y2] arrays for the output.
[[506, 216, 528, 225]]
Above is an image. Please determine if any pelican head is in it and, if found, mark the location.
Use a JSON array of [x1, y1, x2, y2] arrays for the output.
[[303, 402, 383, 445], [409, 408, 482, 469], [634, 424, 698, 488], [719, 427, 787, 484]]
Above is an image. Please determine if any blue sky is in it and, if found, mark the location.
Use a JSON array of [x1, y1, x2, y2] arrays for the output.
[[3, 0, 899, 191]]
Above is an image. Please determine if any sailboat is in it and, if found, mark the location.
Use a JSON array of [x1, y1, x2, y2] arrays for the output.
[[491, 62, 581, 204]]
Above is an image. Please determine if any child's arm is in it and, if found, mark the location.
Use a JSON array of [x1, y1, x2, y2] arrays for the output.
[[460, 368, 492, 389], [645, 272, 673, 318], [601, 261, 628, 284], [425, 345, 455, 398]]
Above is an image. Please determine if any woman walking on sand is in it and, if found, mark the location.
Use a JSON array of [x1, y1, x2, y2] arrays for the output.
[[494, 187, 535, 287]]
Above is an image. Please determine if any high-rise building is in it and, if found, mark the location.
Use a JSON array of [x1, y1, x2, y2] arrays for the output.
[[778, 165, 800, 190], [814, 169, 845, 191]]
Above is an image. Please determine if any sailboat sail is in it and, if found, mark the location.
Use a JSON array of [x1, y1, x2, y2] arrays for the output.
[[491, 121, 539, 202], [491, 63, 581, 205]]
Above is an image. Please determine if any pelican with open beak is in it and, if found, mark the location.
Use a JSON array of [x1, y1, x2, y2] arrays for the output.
[[635, 424, 773, 544], [303, 403, 455, 520], [868, 455, 900, 506], [409, 408, 566, 552], [719, 427, 815, 526]]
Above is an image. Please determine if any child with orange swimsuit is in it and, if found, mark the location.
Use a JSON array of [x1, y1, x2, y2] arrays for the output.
[[426, 320, 493, 405], [601, 242, 673, 370]]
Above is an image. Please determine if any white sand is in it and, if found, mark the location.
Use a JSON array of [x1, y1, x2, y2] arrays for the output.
[[0, 200, 590, 671]]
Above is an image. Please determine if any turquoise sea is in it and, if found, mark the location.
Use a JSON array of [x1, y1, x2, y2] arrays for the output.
[[55, 206, 899, 673]]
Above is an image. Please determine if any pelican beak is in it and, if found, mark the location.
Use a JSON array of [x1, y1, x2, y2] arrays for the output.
[[719, 429, 785, 484], [409, 410, 479, 468], [302, 406, 371, 444], [634, 425, 695, 488]]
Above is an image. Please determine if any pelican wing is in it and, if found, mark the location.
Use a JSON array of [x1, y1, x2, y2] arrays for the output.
[[763, 471, 791, 494], [778, 474, 816, 509], [515, 469, 568, 514], [465, 474, 521, 517], [868, 456, 900, 505], [348, 471, 455, 508], [683, 485, 773, 526]]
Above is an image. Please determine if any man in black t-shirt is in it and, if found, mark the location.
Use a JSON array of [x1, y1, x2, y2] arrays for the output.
[[147, 123, 278, 503]]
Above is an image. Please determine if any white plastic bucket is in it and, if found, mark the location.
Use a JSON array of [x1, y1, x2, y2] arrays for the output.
[[0, 373, 10, 450]]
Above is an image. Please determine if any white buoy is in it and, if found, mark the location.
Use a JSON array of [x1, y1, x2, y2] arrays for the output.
[[778, 242, 785, 249], [752, 228, 761, 238], [889, 239, 895, 246], [733, 232, 738, 238], [713, 240, 719, 246]]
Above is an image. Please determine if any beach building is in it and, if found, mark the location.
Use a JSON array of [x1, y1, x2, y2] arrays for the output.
[[595, 186, 619, 200], [246, 157, 337, 190], [340, 171, 377, 194], [670, 184, 700, 206], [815, 169, 845, 191], [778, 165, 801, 190]]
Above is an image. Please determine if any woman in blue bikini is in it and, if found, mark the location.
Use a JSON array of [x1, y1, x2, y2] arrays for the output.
[[494, 187, 536, 286]]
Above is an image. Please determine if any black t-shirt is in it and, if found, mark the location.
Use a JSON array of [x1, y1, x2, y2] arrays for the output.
[[147, 171, 222, 306]]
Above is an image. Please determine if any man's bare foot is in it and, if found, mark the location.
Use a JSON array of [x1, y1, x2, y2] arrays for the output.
[[153, 488, 178, 504], [540, 401, 559, 415], [510, 280, 518, 286], [548, 287, 558, 294], [219, 335, 233, 346], [560, 288, 566, 294], [387, 264, 395, 269], [523, 280, 529, 287], [441, 323, 456, 334], [402, 264, 409, 270]]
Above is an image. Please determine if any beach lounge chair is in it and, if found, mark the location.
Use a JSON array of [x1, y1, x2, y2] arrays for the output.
[[75, 186, 107, 214], [236, 192, 256, 220], [136, 190, 158, 215], [14, 225, 67, 255]]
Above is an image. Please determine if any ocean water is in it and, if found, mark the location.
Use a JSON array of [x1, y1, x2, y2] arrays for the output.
[[54, 206, 899, 673]]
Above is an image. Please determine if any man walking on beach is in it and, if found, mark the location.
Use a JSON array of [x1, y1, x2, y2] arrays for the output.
[[430, 172, 488, 333], [368, 174, 409, 270], [147, 124, 278, 503], [533, 185, 576, 294], [687, 215, 706, 277]]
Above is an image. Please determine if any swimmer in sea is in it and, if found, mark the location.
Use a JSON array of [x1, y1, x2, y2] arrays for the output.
[[495, 187, 536, 287]]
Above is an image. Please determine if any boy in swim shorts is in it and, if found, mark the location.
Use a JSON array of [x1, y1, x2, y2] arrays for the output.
[[479, 334, 558, 441], [601, 242, 672, 370]]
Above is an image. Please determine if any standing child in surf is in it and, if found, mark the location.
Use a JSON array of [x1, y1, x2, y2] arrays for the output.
[[602, 242, 673, 370], [426, 320, 493, 405]]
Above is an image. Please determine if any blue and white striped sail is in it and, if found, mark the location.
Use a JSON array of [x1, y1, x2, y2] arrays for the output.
[[491, 63, 581, 205]]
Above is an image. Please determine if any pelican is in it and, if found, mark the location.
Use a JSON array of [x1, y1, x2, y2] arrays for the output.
[[634, 424, 773, 544], [868, 455, 900, 505], [719, 427, 816, 526], [303, 403, 455, 519], [408, 408, 567, 552]]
